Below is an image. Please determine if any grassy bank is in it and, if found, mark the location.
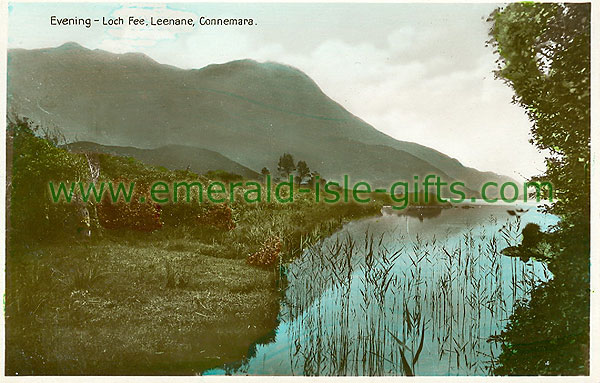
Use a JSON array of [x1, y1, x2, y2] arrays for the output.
[[5, 117, 382, 375], [6, 202, 380, 375], [7, 239, 283, 375]]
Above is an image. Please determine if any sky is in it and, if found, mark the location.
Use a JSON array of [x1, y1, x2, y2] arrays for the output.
[[7, 2, 546, 179]]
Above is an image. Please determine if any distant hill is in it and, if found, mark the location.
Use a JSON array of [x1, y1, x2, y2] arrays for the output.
[[7, 42, 516, 191], [67, 141, 260, 180]]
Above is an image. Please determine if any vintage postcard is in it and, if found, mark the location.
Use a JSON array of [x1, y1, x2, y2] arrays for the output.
[[2, 0, 597, 379]]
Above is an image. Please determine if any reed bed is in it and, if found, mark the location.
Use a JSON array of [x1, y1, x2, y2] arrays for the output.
[[230, 215, 550, 376], [264, 218, 549, 376]]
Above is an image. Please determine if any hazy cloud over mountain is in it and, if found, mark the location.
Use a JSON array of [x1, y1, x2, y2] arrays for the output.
[[8, 3, 545, 179]]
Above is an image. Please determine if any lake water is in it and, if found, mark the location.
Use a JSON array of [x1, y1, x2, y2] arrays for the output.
[[205, 202, 559, 376]]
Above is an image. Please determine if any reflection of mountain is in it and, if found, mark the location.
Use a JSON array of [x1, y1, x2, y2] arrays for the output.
[[8, 42, 516, 190], [67, 141, 260, 179]]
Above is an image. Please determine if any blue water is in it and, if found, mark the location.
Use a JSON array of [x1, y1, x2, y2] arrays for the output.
[[205, 202, 559, 376]]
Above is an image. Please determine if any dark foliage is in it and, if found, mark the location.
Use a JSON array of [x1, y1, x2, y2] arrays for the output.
[[487, 3, 590, 375], [7, 117, 88, 242], [277, 153, 296, 177]]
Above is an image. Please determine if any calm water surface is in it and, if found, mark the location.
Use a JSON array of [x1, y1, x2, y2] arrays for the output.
[[205, 202, 559, 376]]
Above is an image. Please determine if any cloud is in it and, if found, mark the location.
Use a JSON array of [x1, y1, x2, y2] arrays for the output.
[[10, 3, 544, 178], [247, 31, 543, 179], [140, 14, 543, 178], [98, 5, 198, 52]]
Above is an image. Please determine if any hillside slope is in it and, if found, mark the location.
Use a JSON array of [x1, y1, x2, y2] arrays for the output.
[[67, 141, 260, 180], [7, 42, 515, 190]]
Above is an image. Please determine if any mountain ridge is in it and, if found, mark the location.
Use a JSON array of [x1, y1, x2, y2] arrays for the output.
[[7, 42, 516, 191]]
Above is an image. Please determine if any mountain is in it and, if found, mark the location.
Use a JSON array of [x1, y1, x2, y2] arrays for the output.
[[7, 42, 516, 191], [66, 142, 260, 180]]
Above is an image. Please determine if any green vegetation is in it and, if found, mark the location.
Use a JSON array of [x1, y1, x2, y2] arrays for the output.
[[5, 117, 381, 375], [277, 152, 296, 178], [273, 216, 541, 376], [296, 160, 310, 184], [487, 3, 590, 375], [6, 242, 281, 375]]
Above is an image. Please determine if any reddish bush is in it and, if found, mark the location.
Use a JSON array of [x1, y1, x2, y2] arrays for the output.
[[247, 236, 281, 268], [197, 203, 236, 231], [97, 181, 163, 232]]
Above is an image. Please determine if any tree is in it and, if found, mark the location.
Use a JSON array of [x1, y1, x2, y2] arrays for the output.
[[277, 153, 296, 178], [488, 2, 590, 223], [8, 117, 89, 241], [308, 171, 326, 188], [261, 167, 270, 177], [487, 3, 590, 375], [296, 161, 310, 184]]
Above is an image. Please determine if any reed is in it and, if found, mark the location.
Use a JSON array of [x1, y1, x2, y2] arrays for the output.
[[251, 213, 550, 376]]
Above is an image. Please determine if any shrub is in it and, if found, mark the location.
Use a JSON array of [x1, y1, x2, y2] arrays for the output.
[[247, 236, 281, 268], [197, 203, 236, 231], [97, 180, 163, 232], [8, 117, 89, 241]]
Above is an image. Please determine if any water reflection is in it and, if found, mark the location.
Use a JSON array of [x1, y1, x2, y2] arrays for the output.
[[205, 203, 559, 376]]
